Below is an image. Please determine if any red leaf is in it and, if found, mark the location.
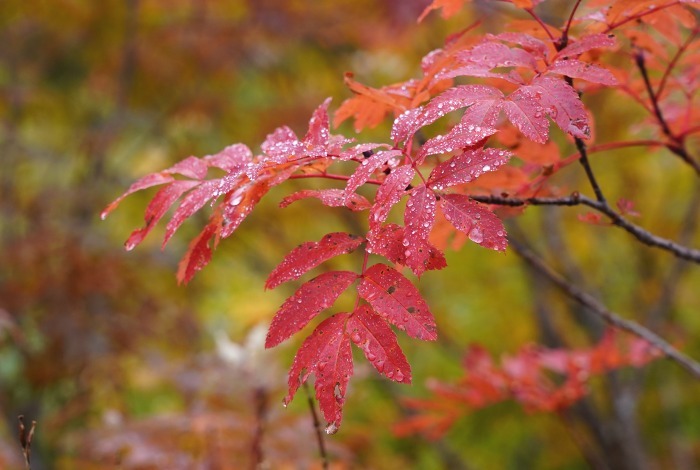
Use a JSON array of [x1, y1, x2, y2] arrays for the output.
[[495, 32, 550, 60], [440, 194, 508, 251], [555, 33, 617, 60], [167, 156, 209, 179], [367, 224, 447, 271], [280, 189, 370, 211], [391, 85, 504, 145], [266, 232, 364, 289], [266, 271, 358, 348], [370, 165, 414, 227], [163, 180, 222, 245], [417, 121, 497, 162], [358, 264, 437, 341], [176, 224, 217, 285], [547, 59, 618, 86], [347, 305, 411, 383], [455, 41, 538, 70], [404, 185, 437, 276], [344, 150, 403, 201], [284, 313, 353, 434], [124, 180, 200, 251], [530, 76, 590, 139], [101, 173, 175, 220], [261, 126, 305, 163], [203, 144, 253, 172], [428, 148, 512, 190], [502, 87, 549, 144]]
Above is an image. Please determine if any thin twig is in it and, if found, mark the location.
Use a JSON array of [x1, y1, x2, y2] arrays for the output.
[[471, 194, 700, 263], [508, 239, 700, 379], [18, 415, 36, 470], [303, 382, 329, 470], [635, 49, 700, 175]]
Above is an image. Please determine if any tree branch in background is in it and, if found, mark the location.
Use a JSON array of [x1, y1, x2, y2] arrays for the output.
[[508, 239, 700, 379], [472, 194, 700, 263]]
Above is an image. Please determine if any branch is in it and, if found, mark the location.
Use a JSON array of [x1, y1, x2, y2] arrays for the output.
[[17, 415, 35, 470], [471, 194, 700, 263], [304, 382, 329, 470], [508, 239, 700, 379]]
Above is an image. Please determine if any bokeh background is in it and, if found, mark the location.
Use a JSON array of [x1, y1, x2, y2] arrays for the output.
[[1, 1, 699, 468]]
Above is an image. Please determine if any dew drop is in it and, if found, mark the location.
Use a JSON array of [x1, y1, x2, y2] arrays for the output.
[[366, 352, 376, 361], [402, 239, 410, 246], [325, 423, 339, 435], [483, 165, 491, 172], [469, 227, 484, 244]]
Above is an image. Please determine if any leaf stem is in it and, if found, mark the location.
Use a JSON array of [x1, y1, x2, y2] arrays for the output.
[[304, 381, 329, 470]]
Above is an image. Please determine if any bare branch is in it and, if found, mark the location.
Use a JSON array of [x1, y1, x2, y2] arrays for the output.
[[508, 239, 700, 379], [471, 194, 700, 263]]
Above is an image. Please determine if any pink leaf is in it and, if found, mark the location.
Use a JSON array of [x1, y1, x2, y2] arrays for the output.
[[555, 33, 617, 60], [367, 224, 447, 271], [266, 271, 358, 348], [167, 156, 209, 179], [494, 32, 550, 60], [417, 121, 497, 162], [176, 224, 217, 285], [280, 189, 370, 211], [266, 232, 364, 289], [502, 87, 549, 144], [370, 165, 414, 227], [428, 148, 512, 190], [440, 194, 508, 251], [528, 76, 590, 139], [547, 60, 618, 86], [261, 126, 305, 163], [101, 173, 175, 220], [284, 313, 353, 433], [358, 264, 437, 341], [204, 144, 254, 172], [344, 150, 403, 201], [347, 305, 411, 383], [455, 41, 538, 70], [403, 185, 437, 277], [124, 180, 200, 251], [392, 85, 504, 145]]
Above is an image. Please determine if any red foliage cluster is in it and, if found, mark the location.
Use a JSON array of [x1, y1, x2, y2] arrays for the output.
[[394, 329, 662, 439], [104, 0, 700, 433]]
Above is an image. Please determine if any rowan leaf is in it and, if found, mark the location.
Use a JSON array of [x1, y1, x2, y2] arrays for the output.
[[370, 165, 414, 227], [392, 85, 504, 145], [344, 150, 403, 201], [367, 224, 447, 271], [266, 232, 364, 290], [358, 264, 437, 341], [203, 143, 253, 172], [527, 76, 591, 139], [347, 305, 411, 383], [284, 313, 353, 434], [555, 33, 617, 60], [404, 185, 437, 277], [547, 59, 618, 86], [101, 173, 175, 220], [502, 87, 549, 144], [280, 189, 371, 211], [428, 148, 512, 190], [494, 32, 550, 60], [455, 41, 538, 70], [176, 224, 217, 285], [265, 271, 358, 348], [440, 194, 508, 251], [124, 180, 200, 251], [417, 121, 497, 162]]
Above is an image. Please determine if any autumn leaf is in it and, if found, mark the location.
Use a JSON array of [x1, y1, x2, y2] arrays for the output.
[[284, 313, 353, 434], [265, 271, 358, 348], [266, 233, 364, 290], [439, 194, 508, 251], [358, 264, 437, 341], [347, 305, 412, 383]]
